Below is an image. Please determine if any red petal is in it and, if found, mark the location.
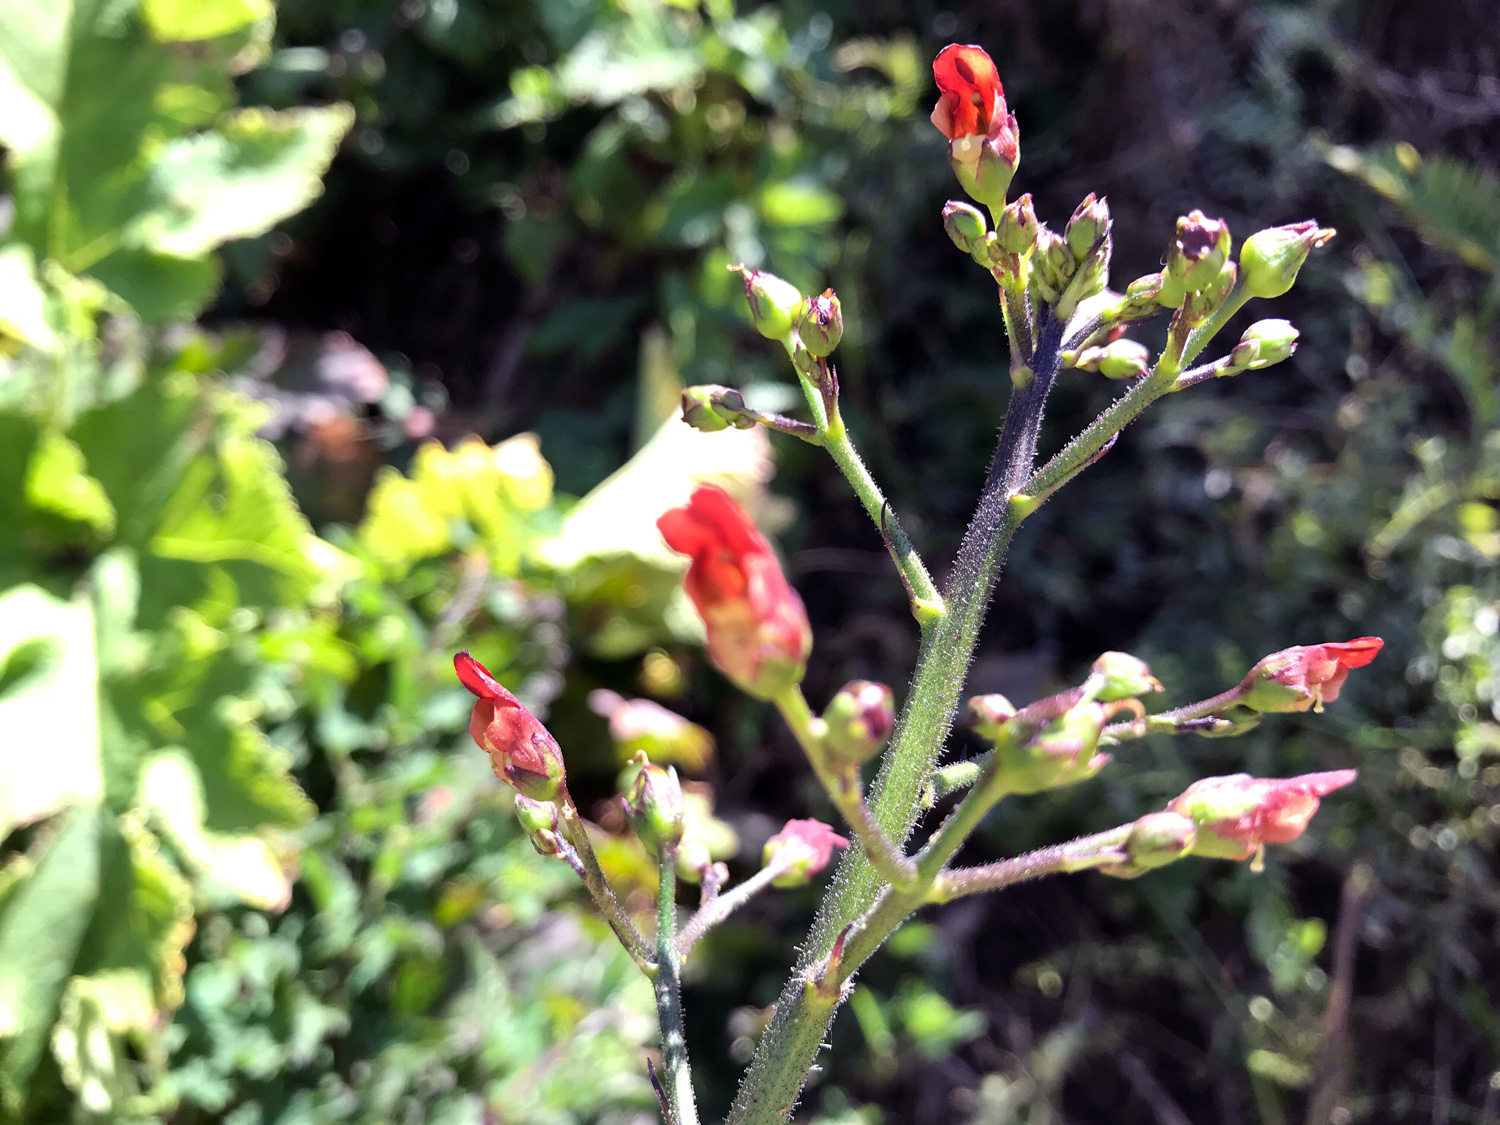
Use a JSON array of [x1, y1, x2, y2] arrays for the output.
[[932, 44, 1002, 138], [455, 650, 505, 700], [1324, 637, 1383, 669]]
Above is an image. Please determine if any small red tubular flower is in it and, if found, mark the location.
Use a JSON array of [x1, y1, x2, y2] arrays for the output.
[[931, 44, 1004, 141], [930, 44, 1019, 210], [1167, 770, 1357, 861], [455, 651, 565, 801], [657, 485, 812, 701], [763, 819, 849, 887], [1239, 637, 1384, 713]]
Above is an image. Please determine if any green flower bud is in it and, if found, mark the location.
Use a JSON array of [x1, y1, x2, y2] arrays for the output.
[[943, 200, 989, 257], [1239, 221, 1335, 299], [733, 265, 804, 340], [1087, 339, 1149, 380], [623, 762, 685, 855], [1101, 812, 1197, 879], [947, 116, 1020, 212], [1065, 193, 1111, 263], [1228, 319, 1299, 370], [995, 193, 1039, 254], [822, 680, 895, 766], [992, 700, 1110, 795], [1032, 227, 1073, 305], [1179, 261, 1237, 328], [966, 693, 1017, 742], [1166, 211, 1231, 294], [798, 289, 844, 358], [515, 795, 565, 859], [681, 385, 756, 433], [1091, 651, 1162, 700]]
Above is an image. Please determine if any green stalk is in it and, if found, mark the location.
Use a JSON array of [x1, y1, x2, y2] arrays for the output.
[[726, 313, 1069, 1125], [820, 405, 943, 625], [654, 843, 699, 1125]]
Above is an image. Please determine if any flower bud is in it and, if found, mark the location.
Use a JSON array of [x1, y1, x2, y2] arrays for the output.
[[733, 265, 804, 340], [992, 700, 1111, 795], [966, 693, 1017, 742], [1166, 211, 1231, 294], [658, 487, 812, 700], [623, 762, 685, 855], [1100, 812, 1198, 879], [515, 795, 566, 858], [1179, 261, 1238, 328], [1166, 770, 1357, 861], [1075, 338, 1149, 380], [1238, 637, 1383, 713], [763, 818, 848, 887], [455, 652, 566, 801], [994, 193, 1039, 254], [1239, 221, 1335, 299], [798, 289, 844, 358], [681, 385, 756, 433], [943, 200, 989, 257], [587, 689, 715, 772], [1091, 651, 1162, 700], [822, 680, 896, 766], [1031, 227, 1073, 305], [1065, 193, 1111, 263], [1116, 272, 1168, 316], [1227, 319, 1299, 371]]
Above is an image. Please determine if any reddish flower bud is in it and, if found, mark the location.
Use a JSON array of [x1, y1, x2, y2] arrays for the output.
[[1167, 211, 1232, 294], [798, 289, 844, 358], [930, 44, 1019, 210], [657, 486, 812, 700], [762, 818, 849, 887], [1238, 637, 1384, 713], [822, 680, 896, 766], [455, 651, 566, 801], [1166, 770, 1357, 861]]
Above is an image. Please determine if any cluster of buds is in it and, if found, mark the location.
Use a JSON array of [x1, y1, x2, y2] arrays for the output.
[[966, 651, 1161, 795], [657, 486, 812, 700]]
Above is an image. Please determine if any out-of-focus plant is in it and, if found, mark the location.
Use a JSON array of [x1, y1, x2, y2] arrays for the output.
[[446, 42, 1389, 1125]]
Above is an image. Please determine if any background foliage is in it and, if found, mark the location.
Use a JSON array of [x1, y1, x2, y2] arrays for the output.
[[1, 0, 1498, 1122]]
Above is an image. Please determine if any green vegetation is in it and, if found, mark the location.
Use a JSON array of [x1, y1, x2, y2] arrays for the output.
[[1, 0, 1497, 1121]]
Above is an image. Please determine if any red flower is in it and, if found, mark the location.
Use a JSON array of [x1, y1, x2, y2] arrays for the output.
[[930, 44, 1005, 141], [455, 651, 565, 800], [657, 486, 811, 700], [763, 819, 849, 886], [1167, 770, 1357, 860], [1239, 637, 1384, 713], [929, 44, 1020, 209]]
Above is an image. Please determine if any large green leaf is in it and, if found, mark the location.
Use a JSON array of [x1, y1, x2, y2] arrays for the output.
[[128, 104, 355, 258], [0, 586, 101, 841], [0, 0, 351, 322], [0, 808, 103, 1109]]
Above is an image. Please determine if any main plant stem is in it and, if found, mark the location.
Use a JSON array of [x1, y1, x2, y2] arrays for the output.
[[726, 311, 1067, 1125], [655, 843, 700, 1125]]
